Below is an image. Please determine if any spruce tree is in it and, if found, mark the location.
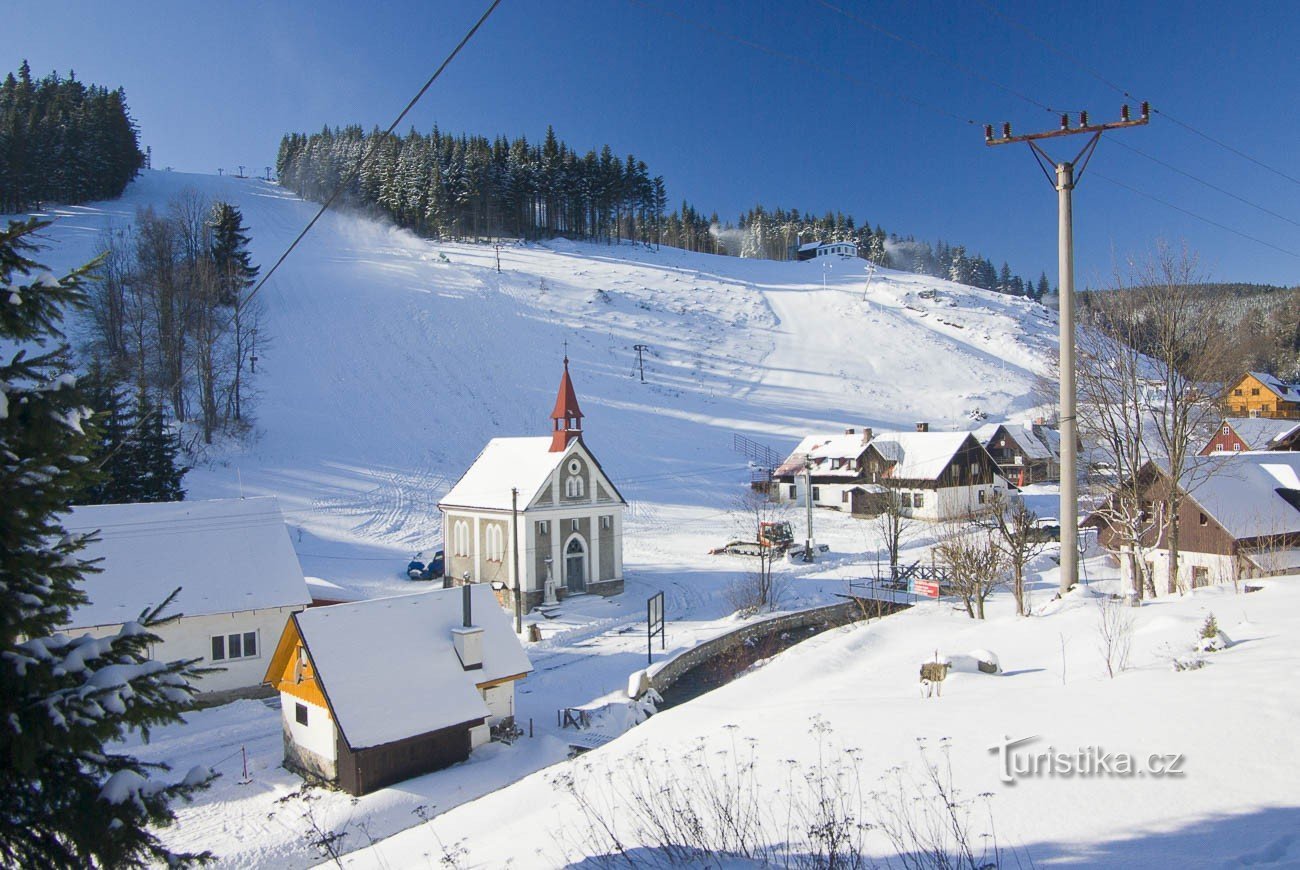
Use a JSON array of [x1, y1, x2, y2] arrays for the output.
[[0, 218, 210, 868], [209, 201, 258, 306], [133, 393, 188, 502]]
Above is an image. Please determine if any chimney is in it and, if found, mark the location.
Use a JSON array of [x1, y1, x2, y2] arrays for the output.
[[845, 427, 856, 435], [452, 585, 484, 671], [862, 427, 873, 444], [916, 422, 929, 433]]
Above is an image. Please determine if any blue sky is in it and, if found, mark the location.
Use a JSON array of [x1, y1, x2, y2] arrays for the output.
[[9, 0, 1300, 285]]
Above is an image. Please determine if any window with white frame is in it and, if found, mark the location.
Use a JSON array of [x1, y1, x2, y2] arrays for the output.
[[565, 475, 585, 498], [211, 630, 258, 661], [571, 518, 581, 531], [537, 520, 549, 536], [913, 493, 924, 508], [453, 520, 470, 557], [600, 515, 612, 530], [485, 524, 504, 562]]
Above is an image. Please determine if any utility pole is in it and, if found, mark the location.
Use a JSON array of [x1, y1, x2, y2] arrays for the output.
[[633, 344, 649, 383], [803, 457, 815, 563], [511, 487, 522, 635], [495, 242, 502, 273], [985, 103, 1149, 594]]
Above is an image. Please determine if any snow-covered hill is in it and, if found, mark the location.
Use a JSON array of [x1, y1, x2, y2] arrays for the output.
[[23, 169, 1055, 589]]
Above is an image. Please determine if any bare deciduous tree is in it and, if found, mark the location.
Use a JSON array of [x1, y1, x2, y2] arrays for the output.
[[1077, 243, 1230, 598], [1097, 592, 1135, 678], [726, 489, 790, 614], [977, 491, 1046, 616], [933, 524, 1007, 620], [874, 489, 916, 578]]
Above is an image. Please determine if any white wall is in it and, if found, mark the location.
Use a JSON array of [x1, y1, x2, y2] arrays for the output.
[[71, 606, 303, 694], [481, 682, 515, 723], [1120, 547, 1238, 593], [281, 694, 336, 762]]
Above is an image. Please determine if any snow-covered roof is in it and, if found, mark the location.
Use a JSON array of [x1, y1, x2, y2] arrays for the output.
[[869, 431, 974, 481], [1170, 453, 1300, 540], [305, 576, 363, 604], [1218, 417, 1300, 450], [979, 422, 1058, 461], [775, 431, 871, 477], [440, 437, 569, 511], [1248, 371, 1297, 400], [296, 584, 532, 750], [61, 497, 311, 628]]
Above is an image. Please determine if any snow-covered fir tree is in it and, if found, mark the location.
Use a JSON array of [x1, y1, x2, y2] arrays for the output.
[[0, 218, 210, 868]]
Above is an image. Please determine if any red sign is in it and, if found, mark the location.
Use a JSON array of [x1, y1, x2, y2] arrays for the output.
[[913, 581, 940, 599]]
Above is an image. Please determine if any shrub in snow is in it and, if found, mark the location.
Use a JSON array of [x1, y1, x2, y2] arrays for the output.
[[1195, 613, 1233, 653], [0, 220, 212, 868]]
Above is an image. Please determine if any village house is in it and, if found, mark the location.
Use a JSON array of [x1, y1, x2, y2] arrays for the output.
[[1086, 452, 1300, 593], [438, 359, 626, 611], [774, 423, 1007, 521], [1200, 417, 1300, 455], [60, 497, 312, 695], [976, 421, 1062, 486], [1225, 372, 1300, 419], [264, 584, 531, 796], [794, 240, 859, 261]]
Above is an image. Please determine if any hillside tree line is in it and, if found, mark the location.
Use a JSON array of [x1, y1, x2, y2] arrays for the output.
[[0, 61, 145, 212], [84, 191, 263, 445], [278, 125, 1045, 300]]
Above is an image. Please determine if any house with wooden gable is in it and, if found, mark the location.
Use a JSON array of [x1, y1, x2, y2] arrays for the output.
[[264, 583, 532, 796], [977, 421, 1062, 486], [774, 423, 1007, 521], [59, 497, 312, 695], [1086, 452, 1300, 592], [1200, 417, 1300, 455], [1225, 372, 1300, 419], [438, 359, 626, 612]]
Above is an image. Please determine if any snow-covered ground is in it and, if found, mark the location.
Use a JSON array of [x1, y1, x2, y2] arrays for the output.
[[26, 173, 1299, 867], [344, 566, 1300, 869]]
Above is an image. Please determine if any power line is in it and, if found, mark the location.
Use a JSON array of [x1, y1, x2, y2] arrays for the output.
[[974, 0, 1300, 189], [627, 0, 977, 126], [1089, 170, 1300, 261], [90, 0, 504, 471], [1108, 139, 1300, 230]]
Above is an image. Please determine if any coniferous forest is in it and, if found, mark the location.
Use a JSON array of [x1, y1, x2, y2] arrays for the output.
[[0, 61, 145, 212], [277, 125, 1046, 300]]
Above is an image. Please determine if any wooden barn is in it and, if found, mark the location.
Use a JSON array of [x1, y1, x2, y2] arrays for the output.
[[1086, 452, 1300, 593], [977, 422, 1062, 485], [1200, 417, 1300, 455], [264, 584, 532, 796]]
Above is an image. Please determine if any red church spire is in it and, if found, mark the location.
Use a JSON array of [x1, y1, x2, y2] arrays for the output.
[[549, 355, 584, 452]]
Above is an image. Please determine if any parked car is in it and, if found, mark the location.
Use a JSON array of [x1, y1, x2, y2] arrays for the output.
[[1028, 517, 1060, 542], [406, 549, 445, 581]]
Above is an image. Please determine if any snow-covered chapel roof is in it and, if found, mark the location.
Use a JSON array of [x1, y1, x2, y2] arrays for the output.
[[61, 497, 311, 628]]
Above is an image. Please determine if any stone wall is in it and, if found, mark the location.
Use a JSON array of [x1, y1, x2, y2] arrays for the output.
[[642, 599, 907, 699], [283, 727, 337, 784]]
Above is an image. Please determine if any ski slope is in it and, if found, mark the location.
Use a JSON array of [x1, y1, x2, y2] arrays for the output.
[[25, 169, 1055, 589], [19, 173, 1300, 869]]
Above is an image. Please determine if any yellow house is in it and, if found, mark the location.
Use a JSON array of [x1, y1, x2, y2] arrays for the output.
[[1226, 372, 1300, 419], [263, 584, 531, 796]]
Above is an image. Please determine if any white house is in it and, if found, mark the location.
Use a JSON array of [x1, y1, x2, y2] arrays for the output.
[[264, 583, 532, 796], [775, 424, 1007, 521], [60, 497, 312, 695], [438, 358, 626, 611], [795, 240, 859, 261]]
